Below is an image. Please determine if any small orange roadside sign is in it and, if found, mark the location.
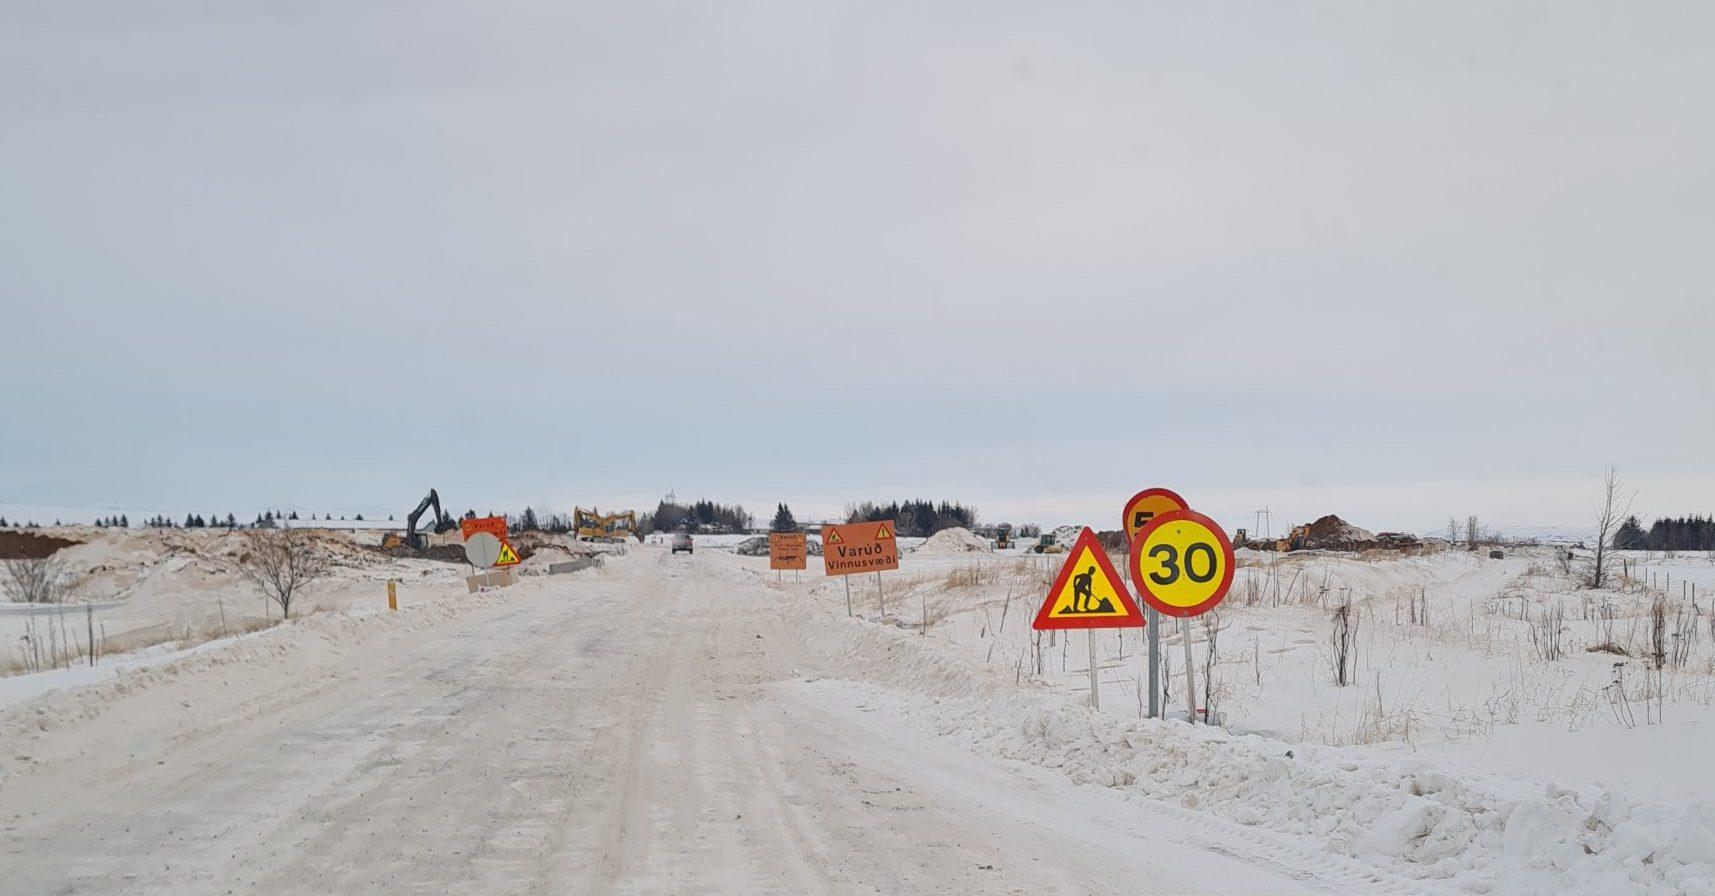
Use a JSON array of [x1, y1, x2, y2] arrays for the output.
[[460, 516, 521, 567], [460, 516, 507, 541], [770, 532, 808, 570], [821, 520, 899, 576]]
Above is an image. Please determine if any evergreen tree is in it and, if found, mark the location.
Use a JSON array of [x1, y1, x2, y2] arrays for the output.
[[770, 503, 798, 532]]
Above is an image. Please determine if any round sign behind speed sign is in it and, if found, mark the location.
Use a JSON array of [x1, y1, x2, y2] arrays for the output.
[[463, 531, 503, 569], [1128, 509, 1235, 618], [1122, 487, 1188, 540]]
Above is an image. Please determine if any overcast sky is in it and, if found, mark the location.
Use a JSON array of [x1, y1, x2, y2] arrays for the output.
[[3, 2, 1711, 534]]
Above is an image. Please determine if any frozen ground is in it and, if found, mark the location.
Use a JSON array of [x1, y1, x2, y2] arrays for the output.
[[1, 539, 1711, 894]]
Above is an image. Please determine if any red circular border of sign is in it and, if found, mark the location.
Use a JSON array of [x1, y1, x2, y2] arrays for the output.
[[1121, 487, 1189, 537], [1127, 509, 1235, 619]]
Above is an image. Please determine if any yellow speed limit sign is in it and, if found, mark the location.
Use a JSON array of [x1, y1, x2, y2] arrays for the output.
[[1128, 509, 1235, 618]]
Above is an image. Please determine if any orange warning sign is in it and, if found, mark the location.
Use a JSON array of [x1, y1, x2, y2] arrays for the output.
[[821, 520, 899, 576], [461, 516, 521, 567], [1032, 528, 1146, 630], [460, 516, 508, 542], [770, 532, 807, 570]]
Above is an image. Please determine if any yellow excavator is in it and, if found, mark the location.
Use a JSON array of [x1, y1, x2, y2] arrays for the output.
[[574, 507, 638, 542]]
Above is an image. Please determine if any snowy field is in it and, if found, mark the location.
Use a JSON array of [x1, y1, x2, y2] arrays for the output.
[[1, 529, 1712, 894]]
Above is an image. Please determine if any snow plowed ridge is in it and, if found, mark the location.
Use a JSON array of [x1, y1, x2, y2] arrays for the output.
[[796, 609, 1715, 896], [0, 584, 523, 777]]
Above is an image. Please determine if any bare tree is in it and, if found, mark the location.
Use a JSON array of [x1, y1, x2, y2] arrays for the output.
[[1, 556, 71, 603], [1465, 515, 1480, 550], [239, 527, 328, 618], [1587, 464, 1633, 590], [1446, 517, 1460, 545]]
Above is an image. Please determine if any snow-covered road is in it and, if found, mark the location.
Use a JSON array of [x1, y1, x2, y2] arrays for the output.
[[3, 548, 1347, 895]]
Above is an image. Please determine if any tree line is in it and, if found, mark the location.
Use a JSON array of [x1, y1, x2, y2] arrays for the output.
[[640, 499, 753, 534], [1613, 514, 1715, 551], [844, 500, 976, 538], [1, 510, 393, 530]]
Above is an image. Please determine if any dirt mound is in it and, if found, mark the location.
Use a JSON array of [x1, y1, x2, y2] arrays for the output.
[[1287, 515, 1377, 551], [0, 531, 81, 559], [915, 528, 991, 554]]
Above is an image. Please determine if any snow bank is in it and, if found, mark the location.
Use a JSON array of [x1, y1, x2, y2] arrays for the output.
[[803, 611, 1715, 896], [915, 527, 991, 554]]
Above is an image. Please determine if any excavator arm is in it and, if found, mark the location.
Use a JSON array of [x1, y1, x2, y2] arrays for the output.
[[405, 489, 457, 549]]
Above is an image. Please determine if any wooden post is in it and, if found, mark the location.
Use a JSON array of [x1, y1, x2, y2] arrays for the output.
[[387, 580, 397, 611]]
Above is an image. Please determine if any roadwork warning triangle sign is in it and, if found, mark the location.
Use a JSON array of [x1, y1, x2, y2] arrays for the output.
[[494, 541, 521, 567], [1032, 528, 1145, 630], [826, 529, 843, 544]]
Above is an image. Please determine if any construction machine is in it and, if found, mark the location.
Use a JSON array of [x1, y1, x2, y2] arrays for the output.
[[1030, 532, 1067, 555], [574, 507, 640, 543], [402, 489, 458, 550]]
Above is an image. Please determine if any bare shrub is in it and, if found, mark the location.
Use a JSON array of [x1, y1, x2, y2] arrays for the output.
[[1648, 597, 1667, 670], [1331, 595, 1359, 686], [239, 527, 329, 619], [943, 563, 998, 589], [1671, 602, 1699, 669], [1530, 602, 1566, 661], [1201, 611, 1224, 723], [2, 556, 71, 604]]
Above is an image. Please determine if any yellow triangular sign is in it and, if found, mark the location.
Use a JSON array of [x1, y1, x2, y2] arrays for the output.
[[876, 525, 893, 540], [826, 529, 843, 544], [494, 541, 521, 567], [1031, 528, 1144, 630]]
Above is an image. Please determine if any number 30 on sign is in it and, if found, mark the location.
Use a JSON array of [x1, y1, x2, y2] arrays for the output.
[[1127, 509, 1235, 618]]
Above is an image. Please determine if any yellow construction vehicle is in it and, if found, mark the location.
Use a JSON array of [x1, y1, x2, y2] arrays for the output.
[[574, 507, 639, 542]]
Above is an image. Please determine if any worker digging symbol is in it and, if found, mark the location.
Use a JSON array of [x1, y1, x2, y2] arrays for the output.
[[1069, 565, 1115, 614], [1031, 528, 1144, 631]]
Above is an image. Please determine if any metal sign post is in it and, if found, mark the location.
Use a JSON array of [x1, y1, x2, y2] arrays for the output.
[[1181, 618, 1197, 723], [1088, 630, 1100, 710], [1146, 606, 1161, 718]]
